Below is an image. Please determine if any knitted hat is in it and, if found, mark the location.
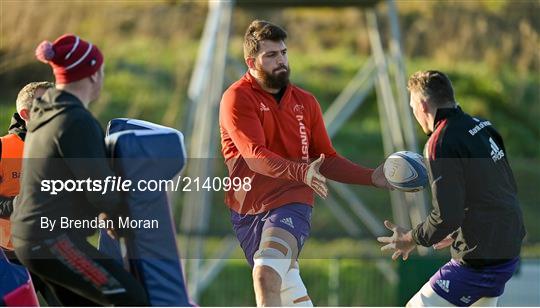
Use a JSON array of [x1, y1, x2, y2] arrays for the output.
[[35, 34, 103, 84]]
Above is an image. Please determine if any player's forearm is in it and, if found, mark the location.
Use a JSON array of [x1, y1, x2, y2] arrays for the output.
[[411, 213, 461, 247], [319, 155, 374, 185], [244, 148, 309, 183], [414, 163, 465, 246], [225, 123, 309, 183]]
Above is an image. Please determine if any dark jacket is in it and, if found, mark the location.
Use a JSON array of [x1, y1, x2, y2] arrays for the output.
[[7, 113, 27, 140], [0, 113, 26, 217], [412, 106, 526, 268], [11, 88, 121, 241]]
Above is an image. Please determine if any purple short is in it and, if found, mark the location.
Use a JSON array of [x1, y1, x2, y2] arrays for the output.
[[230, 203, 312, 268], [429, 258, 519, 306]]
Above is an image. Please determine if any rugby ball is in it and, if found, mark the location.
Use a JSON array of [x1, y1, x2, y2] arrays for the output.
[[383, 151, 428, 192]]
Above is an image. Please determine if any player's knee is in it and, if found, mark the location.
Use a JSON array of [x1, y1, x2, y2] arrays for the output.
[[253, 265, 281, 293], [281, 267, 312, 307], [253, 236, 293, 283]]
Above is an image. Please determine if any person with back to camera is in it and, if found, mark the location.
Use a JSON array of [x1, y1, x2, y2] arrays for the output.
[[10, 34, 149, 306]]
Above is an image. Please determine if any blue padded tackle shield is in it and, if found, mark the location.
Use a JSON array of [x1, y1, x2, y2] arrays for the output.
[[98, 118, 191, 306]]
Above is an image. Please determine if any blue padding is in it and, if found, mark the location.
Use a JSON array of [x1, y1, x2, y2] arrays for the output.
[[0, 250, 31, 305], [107, 118, 177, 136], [98, 119, 191, 307]]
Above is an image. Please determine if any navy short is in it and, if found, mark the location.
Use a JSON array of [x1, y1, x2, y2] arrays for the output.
[[429, 258, 519, 306], [230, 203, 312, 267]]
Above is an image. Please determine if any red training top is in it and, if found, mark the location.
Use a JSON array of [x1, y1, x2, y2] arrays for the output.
[[219, 72, 374, 214]]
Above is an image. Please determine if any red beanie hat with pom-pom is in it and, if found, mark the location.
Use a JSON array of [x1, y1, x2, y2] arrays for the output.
[[35, 34, 103, 84]]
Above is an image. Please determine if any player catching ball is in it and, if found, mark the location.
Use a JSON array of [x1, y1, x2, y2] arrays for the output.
[[378, 70, 525, 306], [219, 20, 391, 307]]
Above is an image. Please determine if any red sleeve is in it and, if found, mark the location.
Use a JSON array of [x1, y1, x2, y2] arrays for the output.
[[220, 88, 308, 182], [321, 155, 374, 185], [308, 97, 375, 186]]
